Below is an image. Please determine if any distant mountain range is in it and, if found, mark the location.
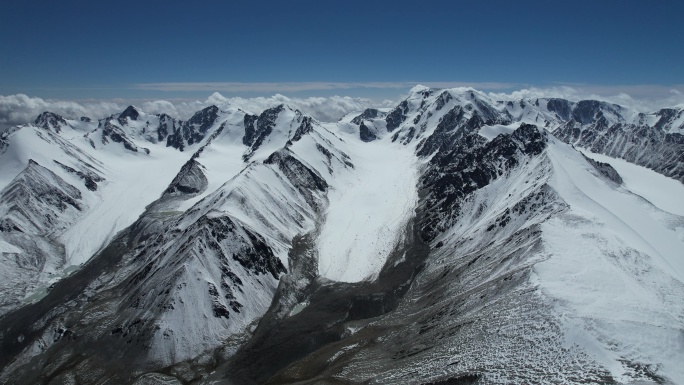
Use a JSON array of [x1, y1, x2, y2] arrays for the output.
[[0, 86, 682, 384]]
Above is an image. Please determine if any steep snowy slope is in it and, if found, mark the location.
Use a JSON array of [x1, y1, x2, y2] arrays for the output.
[[552, 103, 684, 182], [536, 138, 684, 383], [581, 149, 684, 217], [0, 159, 86, 313], [0, 107, 222, 315]]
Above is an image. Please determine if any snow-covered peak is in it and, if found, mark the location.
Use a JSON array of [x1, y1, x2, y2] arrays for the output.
[[653, 107, 684, 133], [408, 84, 431, 94], [33, 111, 69, 133], [242, 103, 310, 161]]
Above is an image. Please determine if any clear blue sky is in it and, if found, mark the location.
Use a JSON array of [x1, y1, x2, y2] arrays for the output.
[[1, 0, 682, 100]]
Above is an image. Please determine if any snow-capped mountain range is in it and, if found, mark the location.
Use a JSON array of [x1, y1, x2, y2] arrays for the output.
[[0, 86, 682, 384]]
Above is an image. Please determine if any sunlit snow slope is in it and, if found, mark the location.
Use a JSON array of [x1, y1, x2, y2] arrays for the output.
[[317, 132, 419, 282], [536, 138, 684, 383]]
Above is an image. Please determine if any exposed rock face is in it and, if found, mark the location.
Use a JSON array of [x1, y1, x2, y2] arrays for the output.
[[264, 148, 328, 209], [385, 100, 410, 132], [583, 154, 623, 184], [118, 105, 141, 125], [546, 98, 573, 121], [53, 160, 103, 191], [34, 112, 68, 133], [1, 159, 83, 234], [434, 90, 453, 111], [242, 105, 285, 159], [166, 105, 220, 151], [155, 113, 177, 143], [359, 122, 377, 142], [0, 159, 85, 314], [163, 159, 208, 195], [291, 115, 314, 143], [553, 114, 684, 182], [351, 108, 385, 125], [101, 120, 146, 153], [420, 123, 547, 241]]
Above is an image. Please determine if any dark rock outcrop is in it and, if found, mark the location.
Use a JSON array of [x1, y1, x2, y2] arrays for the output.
[[34, 112, 68, 133], [359, 122, 377, 142], [351, 108, 384, 125], [166, 105, 219, 151], [583, 155, 623, 184], [164, 159, 208, 195]]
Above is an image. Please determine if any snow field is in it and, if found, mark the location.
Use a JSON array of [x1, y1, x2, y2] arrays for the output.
[[580, 148, 684, 217], [60, 143, 190, 265]]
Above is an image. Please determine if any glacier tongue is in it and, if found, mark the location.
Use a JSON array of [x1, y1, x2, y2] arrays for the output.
[[317, 132, 420, 282]]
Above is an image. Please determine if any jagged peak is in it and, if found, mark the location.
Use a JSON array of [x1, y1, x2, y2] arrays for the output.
[[351, 108, 386, 125], [119, 105, 141, 120], [186, 105, 220, 126], [253, 103, 303, 123], [116, 105, 142, 126], [33, 111, 68, 132], [200, 104, 219, 114], [157, 112, 176, 121], [34, 111, 66, 123], [265, 103, 287, 114]]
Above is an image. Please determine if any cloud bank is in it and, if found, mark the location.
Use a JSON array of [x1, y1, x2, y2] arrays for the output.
[[2, 84, 684, 130], [487, 84, 684, 112], [0, 93, 396, 130], [0, 94, 123, 130]]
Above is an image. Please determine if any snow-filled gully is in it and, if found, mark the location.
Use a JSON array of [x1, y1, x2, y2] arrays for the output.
[[316, 136, 420, 283]]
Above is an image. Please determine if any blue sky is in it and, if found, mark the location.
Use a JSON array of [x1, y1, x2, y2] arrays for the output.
[[1, 0, 683, 101]]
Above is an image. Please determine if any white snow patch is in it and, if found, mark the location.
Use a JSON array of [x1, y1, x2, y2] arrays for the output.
[[478, 123, 519, 141], [0, 239, 21, 254], [60, 145, 189, 265], [175, 123, 247, 213], [580, 148, 684, 217]]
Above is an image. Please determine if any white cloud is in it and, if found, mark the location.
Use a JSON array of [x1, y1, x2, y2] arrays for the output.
[[487, 84, 684, 112], [206, 93, 396, 121], [0, 94, 123, 129], [0, 93, 396, 129]]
